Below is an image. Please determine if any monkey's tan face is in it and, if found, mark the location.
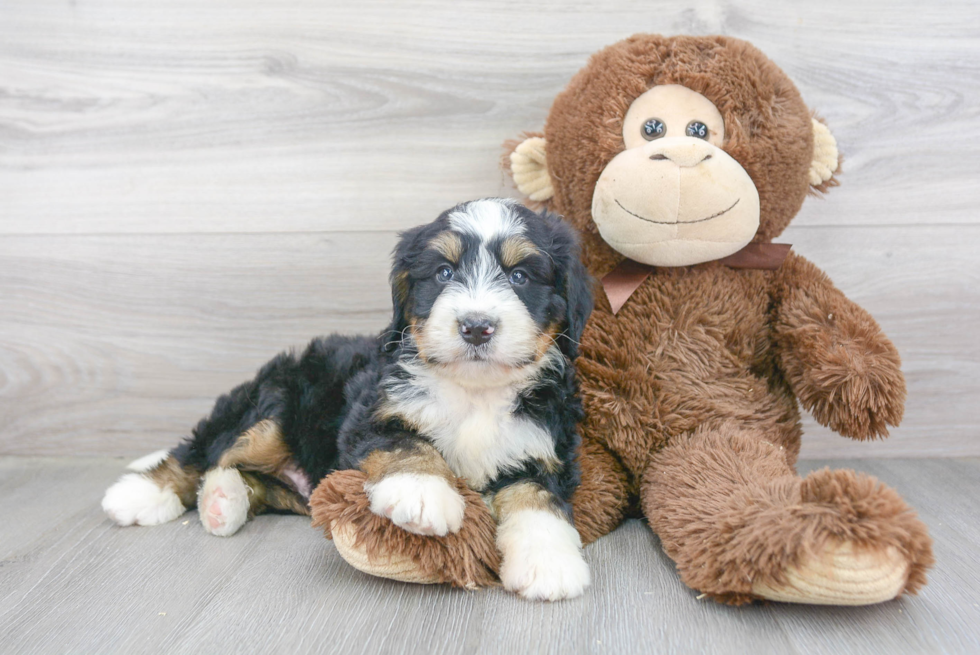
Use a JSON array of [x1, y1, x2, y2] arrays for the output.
[[591, 85, 760, 267]]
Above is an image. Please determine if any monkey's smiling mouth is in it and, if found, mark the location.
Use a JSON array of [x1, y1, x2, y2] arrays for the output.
[[615, 198, 740, 225]]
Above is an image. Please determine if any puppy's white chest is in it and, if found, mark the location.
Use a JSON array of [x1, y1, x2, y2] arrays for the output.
[[385, 374, 556, 490]]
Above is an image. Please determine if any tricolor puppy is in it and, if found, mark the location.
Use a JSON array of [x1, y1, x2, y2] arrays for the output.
[[102, 198, 594, 601]]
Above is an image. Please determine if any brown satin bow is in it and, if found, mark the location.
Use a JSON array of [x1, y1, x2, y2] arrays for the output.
[[601, 243, 792, 315]]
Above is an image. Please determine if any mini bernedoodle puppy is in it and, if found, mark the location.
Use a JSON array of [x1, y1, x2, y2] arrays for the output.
[[102, 198, 594, 600]]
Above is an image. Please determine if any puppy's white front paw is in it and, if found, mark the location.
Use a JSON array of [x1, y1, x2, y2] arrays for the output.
[[498, 509, 590, 601], [366, 473, 465, 536]]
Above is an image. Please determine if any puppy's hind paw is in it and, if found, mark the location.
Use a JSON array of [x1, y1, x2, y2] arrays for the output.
[[102, 473, 187, 527], [198, 468, 250, 537], [366, 473, 466, 536]]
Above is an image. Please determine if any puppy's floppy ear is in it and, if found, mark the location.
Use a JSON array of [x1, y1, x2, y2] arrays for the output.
[[384, 269, 410, 353], [384, 224, 427, 353], [545, 211, 593, 360]]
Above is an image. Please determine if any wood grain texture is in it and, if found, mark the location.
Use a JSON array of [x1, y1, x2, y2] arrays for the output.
[[1, 0, 979, 458], [1, 226, 976, 457], [0, 456, 977, 654], [2, 0, 979, 234]]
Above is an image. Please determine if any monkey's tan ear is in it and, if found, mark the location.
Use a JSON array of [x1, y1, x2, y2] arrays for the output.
[[509, 136, 554, 202], [809, 119, 839, 187]]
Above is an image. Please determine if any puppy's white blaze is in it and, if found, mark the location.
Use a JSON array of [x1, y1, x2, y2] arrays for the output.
[[471, 246, 503, 296], [102, 473, 187, 527], [365, 473, 465, 536], [448, 198, 524, 242], [384, 363, 559, 489], [126, 449, 170, 472], [198, 467, 250, 537], [498, 509, 590, 601]]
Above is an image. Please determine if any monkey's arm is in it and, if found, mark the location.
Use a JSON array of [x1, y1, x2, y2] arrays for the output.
[[770, 253, 905, 440]]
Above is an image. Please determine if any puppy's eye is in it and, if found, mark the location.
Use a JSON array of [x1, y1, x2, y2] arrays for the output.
[[436, 265, 454, 283], [686, 121, 709, 139], [642, 118, 666, 141], [508, 269, 528, 286]]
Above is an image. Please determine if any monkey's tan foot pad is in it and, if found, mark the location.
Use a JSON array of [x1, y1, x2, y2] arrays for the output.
[[310, 468, 500, 590], [331, 521, 442, 584], [751, 542, 910, 605]]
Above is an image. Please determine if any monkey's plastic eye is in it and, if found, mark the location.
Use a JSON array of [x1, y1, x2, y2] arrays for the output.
[[686, 121, 709, 139], [508, 269, 528, 286], [436, 265, 454, 282], [641, 118, 666, 141]]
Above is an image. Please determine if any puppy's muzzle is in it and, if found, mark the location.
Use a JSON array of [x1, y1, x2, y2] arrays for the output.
[[458, 315, 496, 346]]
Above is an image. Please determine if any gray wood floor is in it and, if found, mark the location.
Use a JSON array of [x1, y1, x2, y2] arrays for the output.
[[2, 0, 980, 461], [1, 456, 977, 655]]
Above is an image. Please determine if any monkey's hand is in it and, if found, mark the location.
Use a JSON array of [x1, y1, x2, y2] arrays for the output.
[[772, 254, 905, 440]]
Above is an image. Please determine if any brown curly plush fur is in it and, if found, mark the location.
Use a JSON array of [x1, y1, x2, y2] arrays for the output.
[[642, 423, 932, 603], [311, 34, 933, 601], [311, 470, 500, 589]]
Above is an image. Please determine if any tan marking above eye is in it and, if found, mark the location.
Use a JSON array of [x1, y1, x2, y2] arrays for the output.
[[623, 85, 725, 150], [429, 231, 463, 263], [500, 236, 540, 268]]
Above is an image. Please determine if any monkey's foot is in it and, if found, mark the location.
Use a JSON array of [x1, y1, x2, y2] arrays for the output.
[[310, 469, 500, 590], [331, 521, 443, 584], [752, 541, 909, 605]]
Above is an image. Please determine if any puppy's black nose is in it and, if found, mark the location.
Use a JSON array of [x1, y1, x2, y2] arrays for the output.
[[459, 315, 496, 346]]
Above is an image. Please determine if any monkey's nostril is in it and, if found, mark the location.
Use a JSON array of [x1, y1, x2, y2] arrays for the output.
[[650, 154, 669, 161]]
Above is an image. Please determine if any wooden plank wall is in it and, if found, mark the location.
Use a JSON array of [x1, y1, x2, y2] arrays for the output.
[[1, 0, 978, 458]]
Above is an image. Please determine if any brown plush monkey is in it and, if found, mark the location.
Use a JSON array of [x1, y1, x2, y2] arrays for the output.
[[312, 34, 933, 605]]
